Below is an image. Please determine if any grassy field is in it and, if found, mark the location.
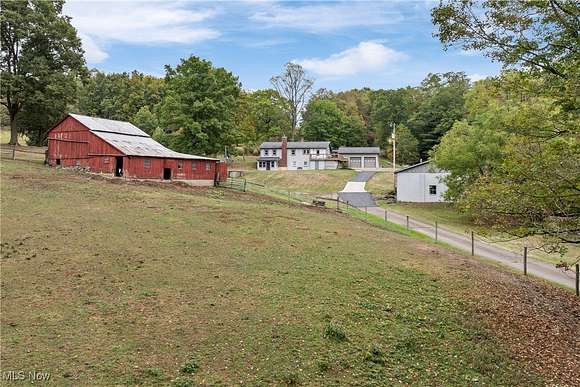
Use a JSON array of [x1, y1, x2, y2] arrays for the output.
[[378, 202, 579, 265], [243, 169, 356, 202], [1, 128, 29, 144], [2, 161, 579, 386], [366, 171, 395, 197]]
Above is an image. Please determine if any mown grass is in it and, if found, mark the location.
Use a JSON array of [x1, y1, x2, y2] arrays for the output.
[[0, 161, 541, 386], [244, 169, 356, 200], [366, 171, 395, 197], [379, 202, 579, 265]]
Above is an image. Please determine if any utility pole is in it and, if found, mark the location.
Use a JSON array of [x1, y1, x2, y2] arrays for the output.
[[391, 122, 396, 192]]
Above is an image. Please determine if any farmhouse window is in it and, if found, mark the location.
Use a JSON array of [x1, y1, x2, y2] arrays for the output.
[[292, 161, 296, 167], [304, 161, 308, 166], [304, 149, 310, 154], [144, 159, 151, 168], [177, 160, 183, 170], [273, 149, 277, 156], [205, 162, 211, 171], [264, 149, 269, 156], [429, 185, 437, 195], [291, 149, 296, 156], [103, 157, 110, 164], [316, 149, 320, 155]]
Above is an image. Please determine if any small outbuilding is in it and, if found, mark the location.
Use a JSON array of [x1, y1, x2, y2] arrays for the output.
[[337, 147, 380, 170], [47, 113, 227, 185], [395, 160, 449, 202]]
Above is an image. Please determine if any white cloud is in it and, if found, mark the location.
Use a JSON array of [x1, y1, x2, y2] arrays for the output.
[[79, 33, 108, 63], [296, 41, 406, 77], [250, 3, 403, 32], [468, 73, 488, 82], [64, 1, 220, 63]]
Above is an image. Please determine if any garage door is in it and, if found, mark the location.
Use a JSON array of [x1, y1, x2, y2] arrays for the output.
[[364, 157, 377, 168], [349, 157, 361, 168]]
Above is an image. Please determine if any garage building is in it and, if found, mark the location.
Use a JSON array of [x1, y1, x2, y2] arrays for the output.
[[337, 147, 380, 170]]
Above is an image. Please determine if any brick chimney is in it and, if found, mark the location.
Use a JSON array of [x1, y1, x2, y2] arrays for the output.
[[280, 135, 288, 168]]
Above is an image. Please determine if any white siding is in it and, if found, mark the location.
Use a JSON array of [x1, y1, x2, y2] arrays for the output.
[[396, 172, 449, 202]]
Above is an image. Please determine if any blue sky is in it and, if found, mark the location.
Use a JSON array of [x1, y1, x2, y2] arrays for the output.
[[63, 0, 501, 91]]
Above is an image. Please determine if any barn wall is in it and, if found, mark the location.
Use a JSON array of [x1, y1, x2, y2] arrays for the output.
[[126, 157, 222, 183], [47, 116, 121, 173]]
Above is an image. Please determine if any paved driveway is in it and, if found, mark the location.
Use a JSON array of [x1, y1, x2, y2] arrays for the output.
[[335, 171, 575, 289], [338, 171, 377, 208]]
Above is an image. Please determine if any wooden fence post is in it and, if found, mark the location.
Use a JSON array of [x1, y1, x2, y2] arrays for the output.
[[576, 263, 580, 296], [12, 144, 16, 160], [523, 246, 528, 276], [243, 179, 247, 192], [435, 221, 438, 241], [406, 215, 409, 230], [384, 210, 387, 222], [365, 206, 368, 218], [471, 231, 475, 256], [336, 198, 339, 212]]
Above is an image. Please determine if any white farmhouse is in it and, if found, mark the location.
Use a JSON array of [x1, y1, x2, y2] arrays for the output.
[[257, 137, 339, 170], [337, 147, 380, 170], [395, 160, 450, 202]]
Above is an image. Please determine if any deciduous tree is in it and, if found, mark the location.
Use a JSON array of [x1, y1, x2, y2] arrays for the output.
[[270, 63, 314, 140], [1, 0, 86, 145]]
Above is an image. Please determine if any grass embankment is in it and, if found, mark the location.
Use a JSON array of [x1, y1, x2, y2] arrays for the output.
[[366, 171, 395, 197], [2, 161, 578, 386], [243, 169, 356, 202], [378, 202, 579, 266]]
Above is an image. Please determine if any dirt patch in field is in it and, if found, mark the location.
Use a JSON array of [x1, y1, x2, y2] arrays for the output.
[[412, 244, 580, 386]]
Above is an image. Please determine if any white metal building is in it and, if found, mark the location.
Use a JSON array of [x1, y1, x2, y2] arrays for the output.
[[337, 147, 380, 170], [395, 160, 450, 202]]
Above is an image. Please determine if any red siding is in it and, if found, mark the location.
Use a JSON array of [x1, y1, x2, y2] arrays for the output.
[[47, 115, 225, 183]]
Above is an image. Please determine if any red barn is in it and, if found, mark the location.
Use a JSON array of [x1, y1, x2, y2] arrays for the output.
[[47, 113, 227, 185]]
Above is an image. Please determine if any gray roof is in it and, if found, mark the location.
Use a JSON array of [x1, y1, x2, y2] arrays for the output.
[[257, 156, 280, 161], [395, 160, 445, 174], [337, 147, 380, 154], [70, 114, 216, 160], [260, 141, 330, 149], [70, 113, 149, 137]]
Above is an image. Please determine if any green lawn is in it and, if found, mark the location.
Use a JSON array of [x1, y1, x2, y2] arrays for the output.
[[378, 202, 579, 266], [243, 169, 356, 202], [366, 171, 395, 197], [0, 160, 553, 386]]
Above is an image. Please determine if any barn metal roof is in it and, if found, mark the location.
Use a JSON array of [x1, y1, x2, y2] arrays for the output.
[[337, 147, 380, 154], [70, 113, 150, 137], [92, 131, 216, 160], [69, 114, 216, 160], [260, 141, 330, 149]]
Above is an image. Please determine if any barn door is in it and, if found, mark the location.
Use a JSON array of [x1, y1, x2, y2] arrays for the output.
[[115, 157, 123, 177]]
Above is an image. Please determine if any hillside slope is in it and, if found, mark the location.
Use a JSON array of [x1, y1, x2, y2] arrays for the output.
[[1, 161, 578, 386]]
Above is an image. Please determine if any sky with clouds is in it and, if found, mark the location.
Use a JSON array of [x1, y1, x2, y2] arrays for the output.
[[63, 0, 500, 91]]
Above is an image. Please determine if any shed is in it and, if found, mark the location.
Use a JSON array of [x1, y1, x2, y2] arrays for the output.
[[394, 160, 449, 202], [337, 147, 380, 170], [47, 114, 226, 185]]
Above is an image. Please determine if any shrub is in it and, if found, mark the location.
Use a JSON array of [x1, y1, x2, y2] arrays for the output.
[[323, 321, 347, 342]]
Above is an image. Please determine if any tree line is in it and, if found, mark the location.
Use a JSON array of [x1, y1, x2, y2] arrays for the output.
[[2, 0, 577, 251], [1, 0, 473, 166]]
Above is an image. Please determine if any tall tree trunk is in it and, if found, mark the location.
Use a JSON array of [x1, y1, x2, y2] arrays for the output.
[[9, 112, 19, 146]]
